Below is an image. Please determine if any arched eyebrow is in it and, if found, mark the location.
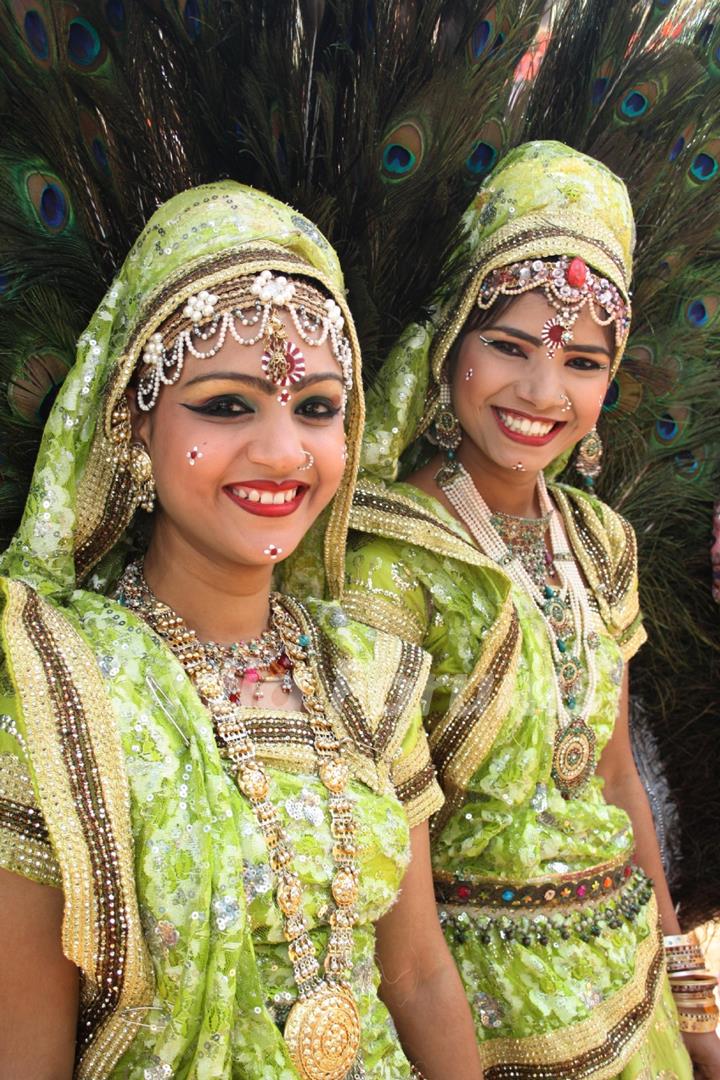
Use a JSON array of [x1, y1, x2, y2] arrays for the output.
[[182, 371, 345, 393], [487, 324, 612, 358]]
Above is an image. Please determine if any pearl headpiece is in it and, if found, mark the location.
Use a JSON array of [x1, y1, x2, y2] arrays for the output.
[[477, 255, 630, 359], [137, 271, 353, 411]]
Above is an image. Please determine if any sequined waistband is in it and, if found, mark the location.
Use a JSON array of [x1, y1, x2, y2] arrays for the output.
[[437, 867, 652, 950], [433, 857, 634, 910]]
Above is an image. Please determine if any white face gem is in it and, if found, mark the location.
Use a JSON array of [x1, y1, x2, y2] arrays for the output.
[[512, 462, 526, 472], [186, 446, 203, 465], [465, 368, 474, 380], [263, 545, 283, 560]]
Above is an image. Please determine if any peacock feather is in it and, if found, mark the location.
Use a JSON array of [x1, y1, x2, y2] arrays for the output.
[[0, 0, 717, 923]]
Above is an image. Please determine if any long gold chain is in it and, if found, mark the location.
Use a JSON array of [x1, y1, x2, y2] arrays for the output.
[[116, 564, 362, 1079]]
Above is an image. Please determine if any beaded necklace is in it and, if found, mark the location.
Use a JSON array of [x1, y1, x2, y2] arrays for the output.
[[488, 508, 554, 589], [438, 465, 599, 798], [116, 563, 362, 1080]]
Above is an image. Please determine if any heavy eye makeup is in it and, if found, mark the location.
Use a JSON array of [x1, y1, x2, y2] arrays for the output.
[[478, 334, 608, 372], [180, 392, 343, 420]]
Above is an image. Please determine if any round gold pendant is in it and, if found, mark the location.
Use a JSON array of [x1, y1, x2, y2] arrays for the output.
[[284, 983, 361, 1080], [552, 718, 596, 799]]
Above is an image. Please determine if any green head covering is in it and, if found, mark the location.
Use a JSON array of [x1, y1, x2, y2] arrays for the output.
[[0, 181, 364, 598], [361, 140, 635, 483]]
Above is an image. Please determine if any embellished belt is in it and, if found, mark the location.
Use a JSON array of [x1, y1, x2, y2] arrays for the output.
[[434, 858, 634, 909], [436, 863, 652, 948]]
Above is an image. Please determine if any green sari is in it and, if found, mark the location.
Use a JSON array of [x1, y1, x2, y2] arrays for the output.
[[0, 183, 442, 1078], [335, 143, 692, 1080]]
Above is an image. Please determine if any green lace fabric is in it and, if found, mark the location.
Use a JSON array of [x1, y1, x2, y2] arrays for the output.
[[0, 584, 442, 1078], [345, 480, 692, 1080]]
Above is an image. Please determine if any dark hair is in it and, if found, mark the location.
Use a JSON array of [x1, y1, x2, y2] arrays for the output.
[[445, 293, 515, 377]]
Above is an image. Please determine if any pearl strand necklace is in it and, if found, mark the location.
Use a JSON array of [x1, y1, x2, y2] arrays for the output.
[[439, 463, 599, 798]]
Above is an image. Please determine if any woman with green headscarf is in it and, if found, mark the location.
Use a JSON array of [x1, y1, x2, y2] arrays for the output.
[[342, 142, 720, 1078], [0, 184, 483, 1079]]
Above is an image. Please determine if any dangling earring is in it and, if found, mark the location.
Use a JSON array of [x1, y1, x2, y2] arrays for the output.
[[575, 428, 603, 489], [432, 378, 462, 455], [129, 443, 156, 512], [110, 399, 156, 512]]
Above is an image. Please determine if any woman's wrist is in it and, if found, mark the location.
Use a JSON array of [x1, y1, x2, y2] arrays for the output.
[[664, 932, 719, 1033]]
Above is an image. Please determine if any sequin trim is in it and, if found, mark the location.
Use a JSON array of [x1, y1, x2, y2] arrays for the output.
[[479, 894, 664, 1080], [3, 580, 153, 1078]]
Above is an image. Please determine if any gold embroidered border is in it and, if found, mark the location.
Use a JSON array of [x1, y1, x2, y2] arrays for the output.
[[553, 488, 640, 642], [343, 588, 426, 646], [429, 598, 521, 835], [480, 895, 664, 1080], [619, 622, 648, 664], [351, 482, 495, 569], [3, 581, 153, 1078]]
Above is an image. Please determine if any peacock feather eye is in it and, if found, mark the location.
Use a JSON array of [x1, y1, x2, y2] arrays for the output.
[[466, 8, 508, 68], [616, 80, 660, 122], [688, 138, 720, 184], [79, 109, 112, 178], [67, 17, 102, 67], [7, 351, 71, 426], [379, 121, 425, 183], [590, 60, 615, 107], [12, 0, 54, 67], [653, 405, 690, 447], [603, 371, 643, 415], [26, 172, 72, 233], [464, 119, 505, 181], [683, 295, 719, 330], [178, 0, 202, 42], [674, 447, 706, 479]]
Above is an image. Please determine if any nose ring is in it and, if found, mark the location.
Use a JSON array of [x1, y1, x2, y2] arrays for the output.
[[297, 450, 314, 472], [560, 393, 572, 413]]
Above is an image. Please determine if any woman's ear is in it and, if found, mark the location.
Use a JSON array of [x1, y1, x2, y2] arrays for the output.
[[126, 386, 152, 448]]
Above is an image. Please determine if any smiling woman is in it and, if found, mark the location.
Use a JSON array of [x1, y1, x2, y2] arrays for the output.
[[339, 142, 718, 1079], [0, 184, 482, 1079]]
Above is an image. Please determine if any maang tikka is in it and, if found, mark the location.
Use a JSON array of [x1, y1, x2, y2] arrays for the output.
[[136, 271, 353, 411]]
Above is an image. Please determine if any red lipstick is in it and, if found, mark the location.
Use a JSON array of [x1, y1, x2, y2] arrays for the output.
[[492, 406, 566, 447], [223, 480, 309, 517]]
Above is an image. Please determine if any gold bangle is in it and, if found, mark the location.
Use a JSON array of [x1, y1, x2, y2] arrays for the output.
[[664, 932, 701, 949], [676, 1010, 719, 1034]]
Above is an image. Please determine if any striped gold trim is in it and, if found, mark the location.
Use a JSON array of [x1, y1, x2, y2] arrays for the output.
[[342, 588, 427, 645], [3, 581, 153, 1078], [480, 894, 664, 1080]]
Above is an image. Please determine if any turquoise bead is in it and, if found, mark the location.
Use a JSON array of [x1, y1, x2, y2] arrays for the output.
[[567, 696, 577, 710], [557, 639, 567, 653], [502, 889, 515, 902], [544, 585, 556, 599], [298, 633, 310, 648]]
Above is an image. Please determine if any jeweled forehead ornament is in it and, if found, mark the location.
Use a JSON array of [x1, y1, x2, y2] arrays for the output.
[[136, 270, 353, 411], [477, 255, 630, 360]]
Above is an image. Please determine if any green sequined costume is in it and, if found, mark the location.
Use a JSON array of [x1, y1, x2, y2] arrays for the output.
[[0, 183, 443, 1078], [335, 143, 693, 1079]]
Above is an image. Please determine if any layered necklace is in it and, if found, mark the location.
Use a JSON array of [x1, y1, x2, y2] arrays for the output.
[[438, 465, 599, 799], [116, 563, 362, 1080]]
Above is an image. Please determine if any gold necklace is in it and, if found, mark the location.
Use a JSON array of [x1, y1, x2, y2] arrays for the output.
[[116, 563, 362, 1080]]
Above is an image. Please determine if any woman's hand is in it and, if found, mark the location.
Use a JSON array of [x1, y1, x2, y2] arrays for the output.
[[683, 1029, 720, 1079], [375, 820, 483, 1079]]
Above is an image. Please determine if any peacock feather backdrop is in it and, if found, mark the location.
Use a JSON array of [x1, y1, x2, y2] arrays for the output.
[[0, 0, 717, 925]]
